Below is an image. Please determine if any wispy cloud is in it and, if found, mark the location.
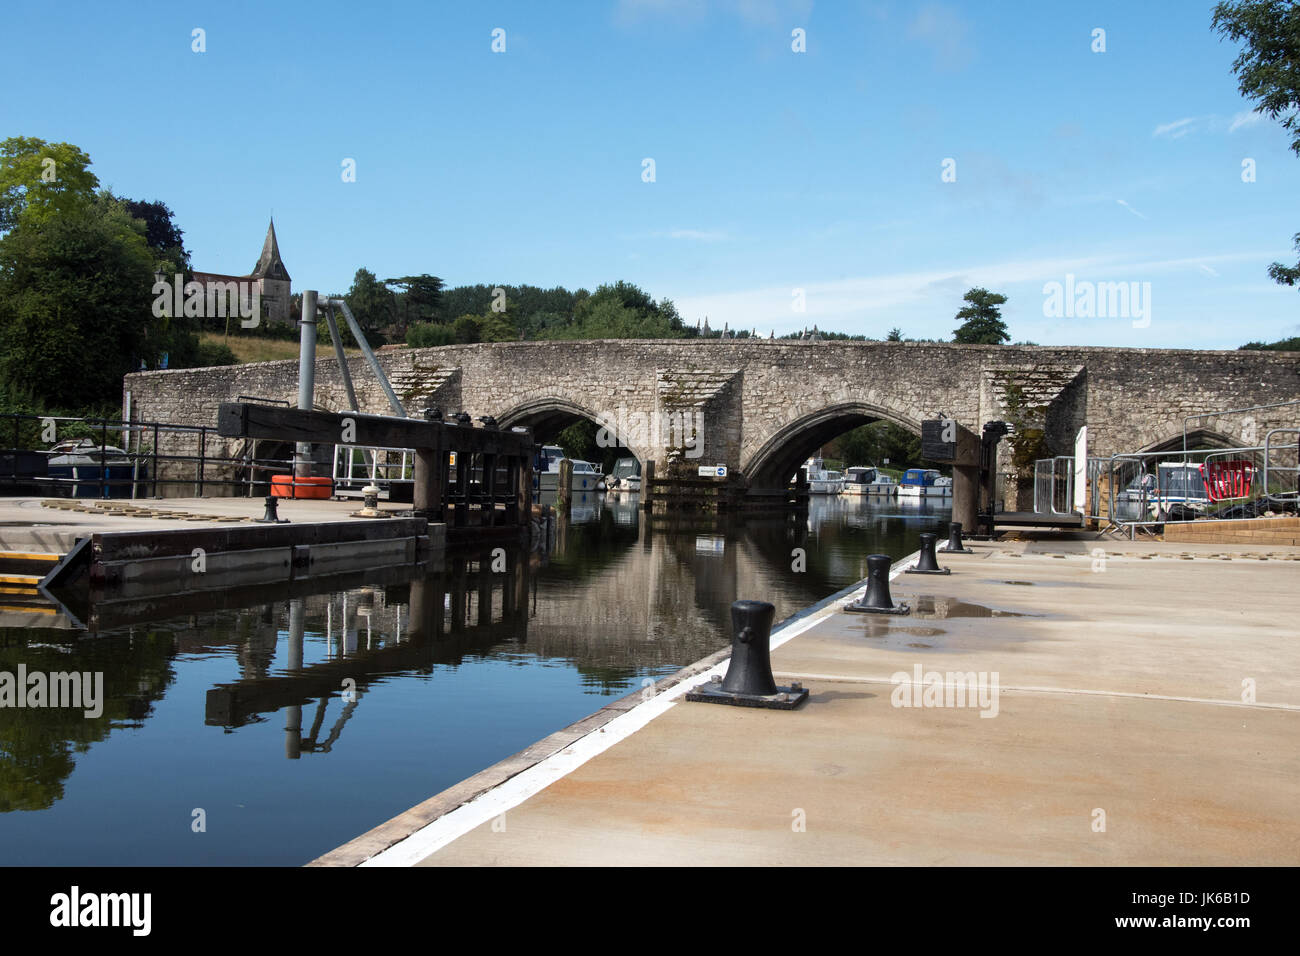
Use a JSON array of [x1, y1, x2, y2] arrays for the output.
[[1197, 263, 1220, 277], [664, 228, 730, 241], [1115, 199, 1148, 220], [1152, 116, 1204, 139], [673, 251, 1275, 335], [1154, 111, 1267, 139], [1229, 110, 1264, 133]]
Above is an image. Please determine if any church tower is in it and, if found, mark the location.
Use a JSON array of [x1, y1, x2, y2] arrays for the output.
[[251, 219, 292, 324]]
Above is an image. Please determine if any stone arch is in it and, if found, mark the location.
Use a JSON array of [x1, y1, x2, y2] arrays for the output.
[[742, 400, 924, 490], [495, 394, 650, 462], [1130, 419, 1251, 455]]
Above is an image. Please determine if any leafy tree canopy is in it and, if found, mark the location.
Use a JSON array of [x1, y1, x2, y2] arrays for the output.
[[121, 197, 190, 272], [1213, 1, 1300, 286], [0, 137, 99, 232], [952, 287, 1010, 344], [0, 195, 161, 407], [1240, 334, 1300, 350]]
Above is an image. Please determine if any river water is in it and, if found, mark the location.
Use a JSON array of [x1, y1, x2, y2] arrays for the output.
[[0, 494, 949, 865]]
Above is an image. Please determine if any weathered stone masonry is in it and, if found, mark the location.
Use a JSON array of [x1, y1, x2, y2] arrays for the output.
[[124, 340, 1300, 494]]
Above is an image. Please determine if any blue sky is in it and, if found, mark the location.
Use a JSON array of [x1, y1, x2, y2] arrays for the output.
[[4, 0, 1298, 347]]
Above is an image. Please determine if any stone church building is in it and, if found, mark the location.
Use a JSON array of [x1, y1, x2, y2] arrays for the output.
[[191, 219, 293, 326]]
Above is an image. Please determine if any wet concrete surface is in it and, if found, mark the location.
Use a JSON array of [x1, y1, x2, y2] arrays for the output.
[[337, 535, 1300, 866]]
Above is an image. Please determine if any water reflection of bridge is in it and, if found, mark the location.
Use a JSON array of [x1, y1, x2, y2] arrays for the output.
[[204, 552, 532, 758], [201, 496, 894, 758]]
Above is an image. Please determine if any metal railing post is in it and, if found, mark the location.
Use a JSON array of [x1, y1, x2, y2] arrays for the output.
[[99, 419, 107, 499]]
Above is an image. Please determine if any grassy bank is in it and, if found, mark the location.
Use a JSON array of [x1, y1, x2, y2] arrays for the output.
[[199, 333, 362, 365]]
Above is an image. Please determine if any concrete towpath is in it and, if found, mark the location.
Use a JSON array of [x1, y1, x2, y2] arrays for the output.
[[316, 535, 1300, 867], [0, 495, 400, 553]]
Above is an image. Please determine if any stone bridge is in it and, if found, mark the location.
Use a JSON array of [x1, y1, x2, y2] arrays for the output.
[[125, 340, 1300, 495]]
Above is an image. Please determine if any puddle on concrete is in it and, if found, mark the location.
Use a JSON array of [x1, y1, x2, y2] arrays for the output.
[[908, 595, 1028, 619], [901, 626, 945, 637], [1003, 580, 1035, 586], [855, 622, 946, 639]]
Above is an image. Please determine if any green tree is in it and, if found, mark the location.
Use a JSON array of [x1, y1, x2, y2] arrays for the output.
[[117, 195, 203, 364], [122, 198, 189, 271], [952, 287, 1010, 344], [345, 267, 394, 333], [1240, 335, 1300, 350], [1214, 1, 1300, 286], [385, 274, 444, 335], [833, 420, 923, 469], [407, 322, 457, 347], [0, 137, 99, 233], [452, 314, 481, 343], [886, 327, 903, 341], [0, 197, 160, 407]]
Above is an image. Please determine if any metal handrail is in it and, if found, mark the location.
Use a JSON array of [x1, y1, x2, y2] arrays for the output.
[[1263, 428, 1300, 503], [1, 411, 299, 499]]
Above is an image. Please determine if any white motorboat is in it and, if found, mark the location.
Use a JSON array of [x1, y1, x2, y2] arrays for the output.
[[898, 468, 951, 497], [533, 444, 565, 491], [606, 456, 642, 493], [840, 466, 877, 496], [803, 456, 844, 495], [867, 474, 899, 496]]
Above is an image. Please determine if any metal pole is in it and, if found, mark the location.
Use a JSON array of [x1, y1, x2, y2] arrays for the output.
[[322, 298, 406, 417], [286, 599, 305, 759], [100, 420, 107, 499], [323, 305, 360, 412], [295, 291, 318, 483]]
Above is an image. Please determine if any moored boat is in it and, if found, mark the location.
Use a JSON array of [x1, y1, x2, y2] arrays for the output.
[[46, 439, 146, 498], [606, 456, 642, 493], [840, 466, 877, 496], [898, 468, 950, 498], [803, 456, 844, 495], [867, 474, 899, 496]]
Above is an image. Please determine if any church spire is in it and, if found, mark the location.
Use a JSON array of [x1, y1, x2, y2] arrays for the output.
[[252, 218, 291, 281]]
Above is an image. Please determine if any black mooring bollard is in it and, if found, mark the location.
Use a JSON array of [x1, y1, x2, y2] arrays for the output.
[[941, 521, 973, 554], [686, 600, 808, 709], [906, 532, 951, 575], [846, 554, 910, 614], [255, 495, 287, 524]]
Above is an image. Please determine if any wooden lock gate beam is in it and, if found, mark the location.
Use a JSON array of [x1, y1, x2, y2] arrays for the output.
[[217, 402, 534, 522]]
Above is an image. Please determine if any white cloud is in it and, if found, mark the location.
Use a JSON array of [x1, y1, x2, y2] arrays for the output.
[[1152, 117, 1204, 139], [1116, 199, 1148, 220], [673, 250, 1276, 337], [1154, 111, 1268, 139], [665, 228, 729, 241], [1229, 110, 1264, 133]]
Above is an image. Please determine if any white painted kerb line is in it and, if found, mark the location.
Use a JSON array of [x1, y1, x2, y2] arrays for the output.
[[360, 554, 919, 866]]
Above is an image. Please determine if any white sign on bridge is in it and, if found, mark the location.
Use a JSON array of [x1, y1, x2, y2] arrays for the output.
[[698, 464, 727, 478]]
